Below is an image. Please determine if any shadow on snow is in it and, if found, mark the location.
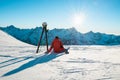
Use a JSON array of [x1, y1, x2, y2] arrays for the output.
[[2, 53, 64, 77], [0, 55, 35, 68]]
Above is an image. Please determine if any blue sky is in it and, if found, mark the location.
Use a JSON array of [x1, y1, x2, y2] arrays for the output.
[[0, 0, 120, 35]]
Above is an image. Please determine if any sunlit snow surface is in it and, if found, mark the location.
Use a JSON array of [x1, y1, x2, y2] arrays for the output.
[[0, 30, 120, 80]]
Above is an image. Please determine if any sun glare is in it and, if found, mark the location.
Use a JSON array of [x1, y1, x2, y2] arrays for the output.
[[72, 13, 86, 27]]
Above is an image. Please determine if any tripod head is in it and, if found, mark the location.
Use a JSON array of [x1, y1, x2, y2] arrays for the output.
[[42, 22, 47, 28]]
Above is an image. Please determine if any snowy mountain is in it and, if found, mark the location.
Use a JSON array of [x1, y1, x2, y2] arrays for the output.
[[0, 25, 120, 45], [0, 29, 120, 80]]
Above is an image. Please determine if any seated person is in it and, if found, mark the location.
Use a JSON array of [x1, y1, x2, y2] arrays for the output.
[[47, 36, 69, 54]]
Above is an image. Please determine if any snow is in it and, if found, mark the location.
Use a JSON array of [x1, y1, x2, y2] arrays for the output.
[[0, 30, 120, 80], [0, 30, 29, 46]]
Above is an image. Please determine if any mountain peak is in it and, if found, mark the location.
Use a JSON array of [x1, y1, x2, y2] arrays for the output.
[[7, 25, 16, 28], [68, 27, 78, 33], [87, 31, 94, 34], [69, 27, 76, 30]]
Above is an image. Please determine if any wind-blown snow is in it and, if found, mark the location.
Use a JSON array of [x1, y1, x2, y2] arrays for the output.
[[0, 30, 120, 80]]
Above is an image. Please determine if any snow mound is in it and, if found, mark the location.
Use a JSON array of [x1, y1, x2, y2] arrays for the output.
[[0, 30, 29, 46]]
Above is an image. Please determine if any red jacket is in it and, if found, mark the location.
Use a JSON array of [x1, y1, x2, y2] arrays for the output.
[[48, 38, 65, 53]]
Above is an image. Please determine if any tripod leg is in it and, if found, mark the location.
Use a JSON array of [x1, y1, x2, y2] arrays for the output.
[[45, 28, 48, 51], [36, 28, 44, 53]]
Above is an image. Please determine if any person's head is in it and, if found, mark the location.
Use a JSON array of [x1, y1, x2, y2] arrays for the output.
[[55, 36, 59, 39]]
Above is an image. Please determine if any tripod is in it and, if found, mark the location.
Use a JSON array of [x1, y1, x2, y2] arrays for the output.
[[36, 22, 48, 53]]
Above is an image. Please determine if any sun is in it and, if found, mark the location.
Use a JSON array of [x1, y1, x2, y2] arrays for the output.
[[72, 13, 86, 27]]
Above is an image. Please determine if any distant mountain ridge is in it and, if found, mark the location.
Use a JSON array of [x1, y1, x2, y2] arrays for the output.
[[0, 25, 120, 45]]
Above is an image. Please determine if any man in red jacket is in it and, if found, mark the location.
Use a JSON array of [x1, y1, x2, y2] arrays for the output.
[[47, 36, 69, 54]]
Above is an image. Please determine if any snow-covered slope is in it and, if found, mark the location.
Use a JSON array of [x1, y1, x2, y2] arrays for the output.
[[0, 30, 120, 80], [0, 30, 29, 46]]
